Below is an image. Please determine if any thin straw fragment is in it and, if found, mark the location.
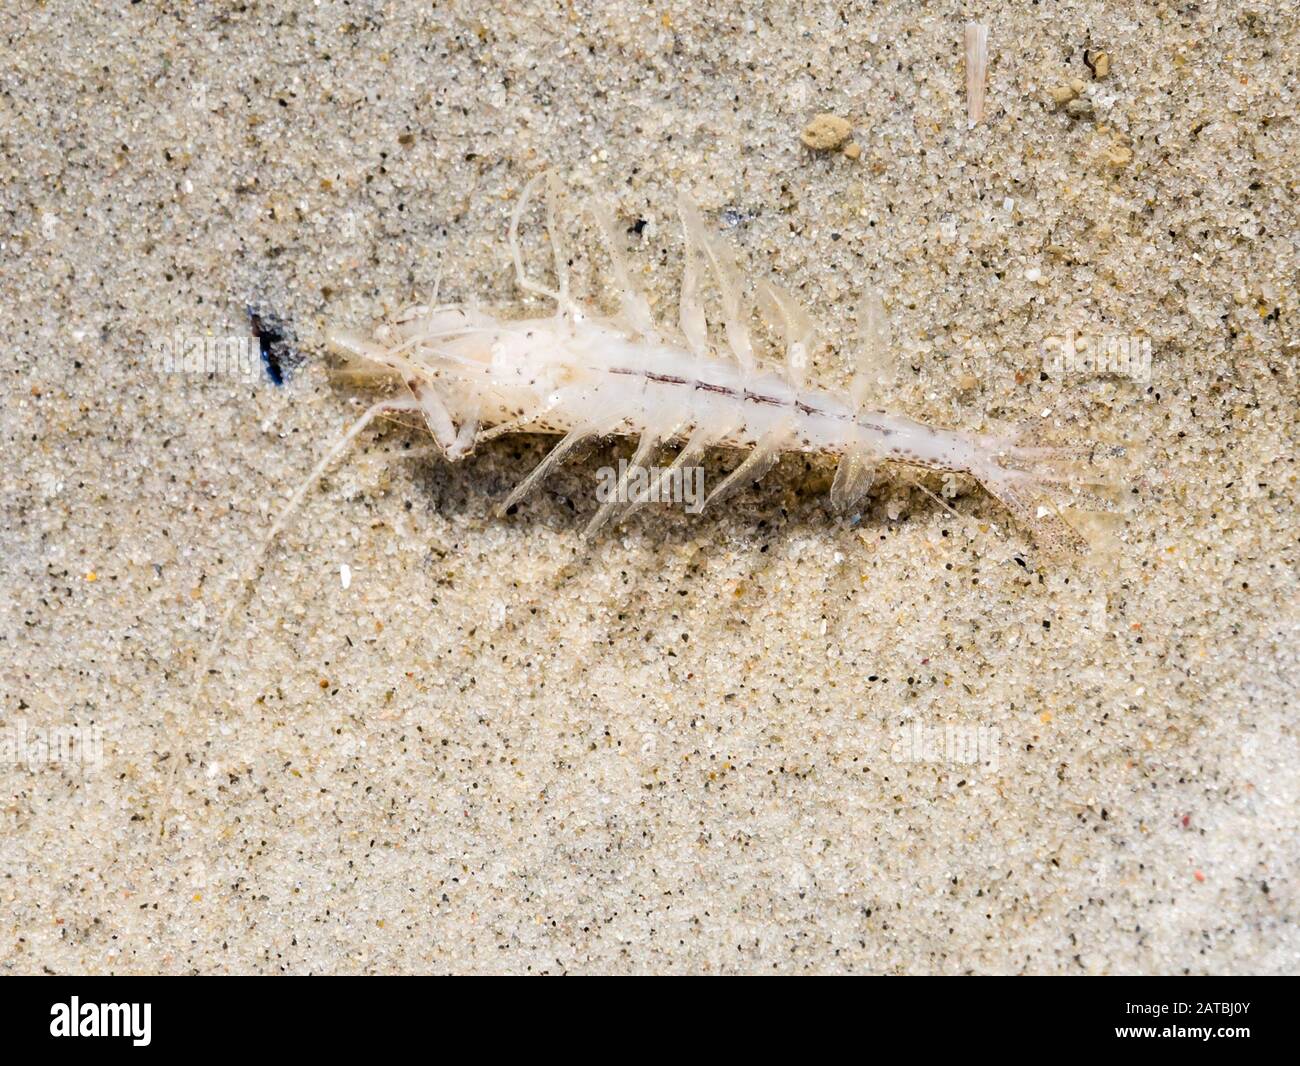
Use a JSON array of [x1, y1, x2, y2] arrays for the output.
[[964, 22, 989, 127]]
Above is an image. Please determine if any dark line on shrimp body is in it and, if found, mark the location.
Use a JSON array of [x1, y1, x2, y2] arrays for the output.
[[606, 366, 892, 436]]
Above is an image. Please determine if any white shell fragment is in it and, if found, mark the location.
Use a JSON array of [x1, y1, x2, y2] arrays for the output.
[[964, 22, 989, 127]]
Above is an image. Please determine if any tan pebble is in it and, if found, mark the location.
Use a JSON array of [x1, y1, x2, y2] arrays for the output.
[[1107, 144, 1133, 167], [1070, 77, 1087, 95], [1048, 84, 1077, 106], [842, 141, 861, 160], [801, 113, 853, 150], [1093, 52, 1111, 78]]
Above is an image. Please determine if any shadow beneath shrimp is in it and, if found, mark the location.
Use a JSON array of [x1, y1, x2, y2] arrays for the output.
[[384, 425, 980, 552]]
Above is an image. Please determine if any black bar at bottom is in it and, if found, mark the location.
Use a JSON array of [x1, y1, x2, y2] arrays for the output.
[[0, 975, 1287, 1053]]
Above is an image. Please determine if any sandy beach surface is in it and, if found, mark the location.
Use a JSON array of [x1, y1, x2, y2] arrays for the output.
[[2, 1, 1296, 973]]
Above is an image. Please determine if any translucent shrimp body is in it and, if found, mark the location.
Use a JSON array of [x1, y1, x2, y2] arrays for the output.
[[327, 173, 1093, 549]]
